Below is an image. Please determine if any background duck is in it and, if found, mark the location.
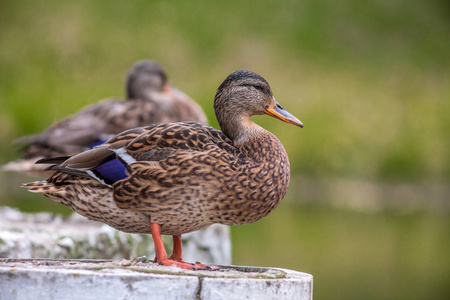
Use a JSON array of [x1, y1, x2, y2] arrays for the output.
[[24, 70, 303, 270], [3, 60, 207, 175]]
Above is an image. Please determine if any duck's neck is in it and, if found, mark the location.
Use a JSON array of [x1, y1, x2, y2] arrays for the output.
[[134, 89, 173, 107], [219, 114, 260, 147], [220, 116, 285, 163]]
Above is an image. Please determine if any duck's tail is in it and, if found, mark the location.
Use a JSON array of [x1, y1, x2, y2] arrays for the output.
[[2, 158, 45, 172], [2, 158, 56, 178], [2, 155, 72, 177], [22, 180, 61, 195], [13, 134, 42, 146], [22, 169, 75, 197]]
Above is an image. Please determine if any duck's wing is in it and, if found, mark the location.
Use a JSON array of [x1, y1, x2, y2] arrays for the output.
[[42, 126, 151, 176], [15, 96, 203, 159], [116, 121, 235, 156], [15, 99, 127, 158], [110, 122, 240, 211], [44, 122, 238, 203], [49, 122, 235, 170]]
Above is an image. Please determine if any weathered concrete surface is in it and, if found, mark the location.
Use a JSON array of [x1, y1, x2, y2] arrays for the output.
[[0, 259, 313, 300], [0, 207, 230, 265]]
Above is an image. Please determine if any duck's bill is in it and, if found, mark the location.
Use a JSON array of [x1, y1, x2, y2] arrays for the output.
[[265, 101, 303, 128], [163, 84, 173, 93]]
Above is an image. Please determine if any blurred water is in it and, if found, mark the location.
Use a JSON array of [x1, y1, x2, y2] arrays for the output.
[[232, 199, 450, 300]]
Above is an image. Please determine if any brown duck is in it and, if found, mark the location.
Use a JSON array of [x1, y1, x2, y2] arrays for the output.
[[24, 70, 303, 270], [3, 60, 206, 174]]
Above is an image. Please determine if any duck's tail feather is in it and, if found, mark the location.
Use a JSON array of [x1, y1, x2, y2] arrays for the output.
[[22, 180, 60, 194], [43, 165, 91, 178], [2, 158, 47, 173], [13, 134, 42, 146], [40, 146, 123, 185], [36, 156, 72, 165]]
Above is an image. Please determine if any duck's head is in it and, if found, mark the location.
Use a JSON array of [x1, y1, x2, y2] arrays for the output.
[[126, 60, 170, 100], [214, 70, 303, 142]]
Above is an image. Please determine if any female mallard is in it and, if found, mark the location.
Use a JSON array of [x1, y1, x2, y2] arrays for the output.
[[24, 70, 303, 270], [3, 60, 206, 174]]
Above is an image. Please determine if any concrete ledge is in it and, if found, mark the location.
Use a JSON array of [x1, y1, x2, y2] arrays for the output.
[[0, 207, 231, 265], [0, 259, 313, 300]]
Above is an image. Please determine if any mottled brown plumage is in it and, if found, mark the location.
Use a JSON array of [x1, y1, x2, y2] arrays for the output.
[[3, 60, 206, 174], [24, 70, 303, 270]]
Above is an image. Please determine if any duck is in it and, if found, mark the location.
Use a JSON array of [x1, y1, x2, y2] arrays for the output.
[[3, 60, 207, 174], [23, 70, 303, 270]]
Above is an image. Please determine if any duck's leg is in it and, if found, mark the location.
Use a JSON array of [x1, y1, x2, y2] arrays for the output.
[[150, 222, 219, 270], [169, 234, 220, 270], [168, 235, 183, 261], [151, 234, 181, 262]]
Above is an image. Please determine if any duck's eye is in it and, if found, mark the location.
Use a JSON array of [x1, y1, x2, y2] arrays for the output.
[[254, 83, 262, 90]]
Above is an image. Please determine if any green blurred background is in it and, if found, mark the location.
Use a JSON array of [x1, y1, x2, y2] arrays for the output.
[[1, 0, 449, 299]]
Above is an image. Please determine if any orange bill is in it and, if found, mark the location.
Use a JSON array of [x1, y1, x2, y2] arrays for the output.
[[163, 84, 173, 93], [264, 100, 303, 128]]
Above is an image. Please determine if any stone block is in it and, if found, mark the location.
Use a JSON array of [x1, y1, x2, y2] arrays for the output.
[[0, 259, 313, 300], [0, 207, 230, 265]]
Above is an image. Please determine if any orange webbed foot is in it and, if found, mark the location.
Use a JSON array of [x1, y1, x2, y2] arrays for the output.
[[158, 259, 219, 271], [150, 223, 219, 271]]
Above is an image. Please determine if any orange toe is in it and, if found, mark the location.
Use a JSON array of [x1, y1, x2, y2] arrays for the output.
[[158, 259, 219, 271]]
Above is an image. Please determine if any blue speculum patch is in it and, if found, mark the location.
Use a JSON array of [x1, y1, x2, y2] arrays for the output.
[[92, 158, 128, 185]]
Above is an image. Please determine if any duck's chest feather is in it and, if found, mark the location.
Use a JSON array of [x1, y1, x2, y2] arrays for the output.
[[213, 132, 291, 225]]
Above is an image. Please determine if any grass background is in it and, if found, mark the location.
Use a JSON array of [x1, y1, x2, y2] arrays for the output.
[[1, 0, 449, 299]]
